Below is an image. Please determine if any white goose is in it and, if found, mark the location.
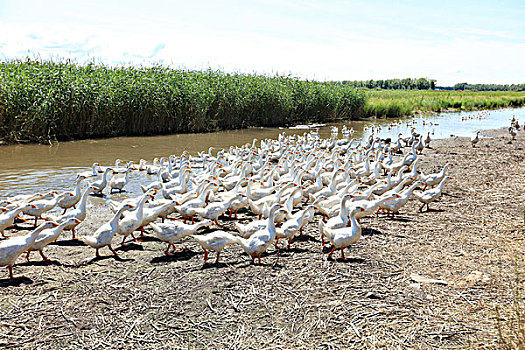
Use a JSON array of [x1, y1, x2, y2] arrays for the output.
[[303, 170, 324, 200], [248, 183, 295, 219], [234, 215, 277, 239], [351, 192, 403, 220], [109, 168, 132, 194], [419, 163, 455, 190], [90, 167, 113, 196], [235, 204, 287, 264], [193, 194, 246, 227], [23, 191, 62, 227], [78, 204, 134, 258], [275, 205, 315, 249], [76, 163, 100, 179], [245, 178, 274, 202], [320, 206, 366, 260], [4, 193, 43, 209], [140, 170, 164, 193], [57, 176, 86, 214], [162, 171, 192, 197], [319, 194, 354, 247], [380, 181, 425, 217], [140, 200, 178, 228], [48, 186, 97, 239], [25, 218, 80, 261], [414, 176, 453, 212], [192, 230, 240, 263], [116, 193, 153, 245], [109, 189, 158, 215], [406, 158, 423, 180], [0, 204, 37, 238], [149, 219, 211, 254], [0, 221, 59, 278], [228, 192, 249, 220], [262, 187, 302, 225], [313, 168, 345, 198], [175, 182, 218, 223]]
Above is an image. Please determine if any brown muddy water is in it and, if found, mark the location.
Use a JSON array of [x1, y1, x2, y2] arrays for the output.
[[0, 121, 364, 199], [1, 107, 523, 200]]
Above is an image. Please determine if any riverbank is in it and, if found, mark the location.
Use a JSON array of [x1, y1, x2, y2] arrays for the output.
[[0, 127, 524, 349], [2, 59, 525, 145]]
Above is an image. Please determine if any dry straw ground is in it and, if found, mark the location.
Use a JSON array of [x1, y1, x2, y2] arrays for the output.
[[0, 128, 524, 349]]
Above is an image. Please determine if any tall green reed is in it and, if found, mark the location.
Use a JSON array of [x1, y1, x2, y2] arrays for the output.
[[0, 59, 365, 143]]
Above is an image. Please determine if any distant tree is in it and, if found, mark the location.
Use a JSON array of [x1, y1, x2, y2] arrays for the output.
[[339, 78, 436, 90], [450, 82, 525, 91]]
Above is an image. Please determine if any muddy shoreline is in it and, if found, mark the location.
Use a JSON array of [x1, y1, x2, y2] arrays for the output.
[[1, 127, 524, 349]]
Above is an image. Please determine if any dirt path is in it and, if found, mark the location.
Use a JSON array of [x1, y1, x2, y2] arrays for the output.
[[1, 128, 524, 349]]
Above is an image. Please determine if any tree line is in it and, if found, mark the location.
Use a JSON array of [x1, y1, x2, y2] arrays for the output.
[[338, 78, 525, 92], [339, 78, 436, 90], [446, 83, 525, 91]]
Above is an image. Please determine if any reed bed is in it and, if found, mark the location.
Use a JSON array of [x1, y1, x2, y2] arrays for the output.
[[0, 59, 365, 143]]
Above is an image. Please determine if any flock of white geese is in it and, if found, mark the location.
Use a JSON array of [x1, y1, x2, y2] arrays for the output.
[[0, 126, 459, 279]]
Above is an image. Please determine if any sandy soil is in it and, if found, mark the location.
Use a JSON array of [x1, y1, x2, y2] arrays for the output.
[[0, 127, 524, 349]]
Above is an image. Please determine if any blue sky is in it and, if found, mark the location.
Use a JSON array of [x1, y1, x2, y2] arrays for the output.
[[0, 0, 524, 85]]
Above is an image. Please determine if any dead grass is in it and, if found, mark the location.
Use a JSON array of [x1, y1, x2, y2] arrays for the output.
[[0, 128, 524, 349]]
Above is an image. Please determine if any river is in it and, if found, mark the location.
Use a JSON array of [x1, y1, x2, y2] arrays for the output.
[[1, 107, 523, 199]]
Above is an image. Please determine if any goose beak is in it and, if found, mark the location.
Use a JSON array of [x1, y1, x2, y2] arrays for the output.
[[74, 219, 82, 224], [51, 222, 60, 227]]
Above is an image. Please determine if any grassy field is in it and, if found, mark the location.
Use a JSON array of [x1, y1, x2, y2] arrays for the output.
[[364, 90, 525, 118], [1, 59, 525, 143]]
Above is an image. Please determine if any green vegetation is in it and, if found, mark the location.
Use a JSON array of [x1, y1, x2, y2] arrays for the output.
[[341, 78, 525, 92], [0, 59, 365, 143], [1, 58, 525, 144], [364, 90, 525, 118], [452, 82, 525, 91], [341, 78, 435, 90]]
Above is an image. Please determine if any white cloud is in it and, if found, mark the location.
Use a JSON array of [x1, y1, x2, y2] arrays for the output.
[[0, 0, 524, 86]]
